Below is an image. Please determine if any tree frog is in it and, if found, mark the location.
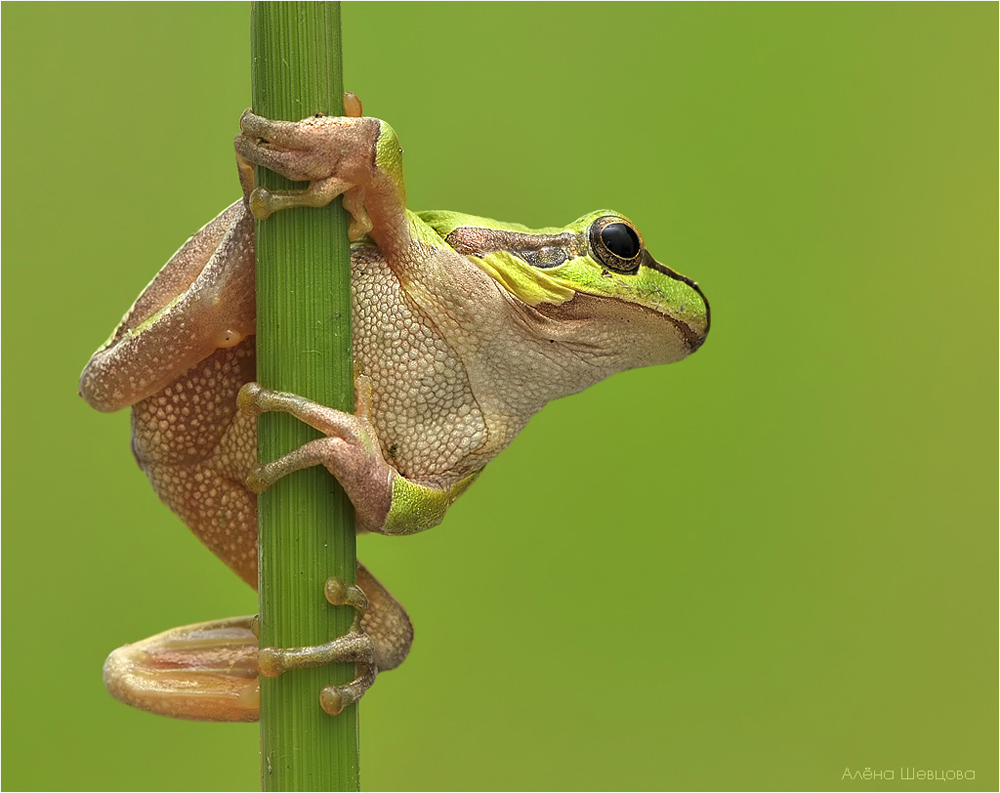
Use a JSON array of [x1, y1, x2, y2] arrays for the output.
[[79, 97, 710, 722]]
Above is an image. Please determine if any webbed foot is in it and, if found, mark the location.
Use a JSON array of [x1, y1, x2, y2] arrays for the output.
[[257, 578, 378, 716], [103, 574, 403, 721]]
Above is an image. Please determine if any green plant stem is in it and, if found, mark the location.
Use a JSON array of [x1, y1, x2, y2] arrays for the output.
[[251, 3, 359, 791]]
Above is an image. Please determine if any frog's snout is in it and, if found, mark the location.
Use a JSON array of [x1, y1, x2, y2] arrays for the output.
[[671, 278, 709, 354], [687, 283, 710, 351]]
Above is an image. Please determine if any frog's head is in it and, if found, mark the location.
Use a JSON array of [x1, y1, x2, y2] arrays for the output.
[[551, 210, 709, 363], [441, 210, 709, 370]]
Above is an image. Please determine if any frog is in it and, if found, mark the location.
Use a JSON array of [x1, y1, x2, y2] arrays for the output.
[[79, 95, 710, 723]]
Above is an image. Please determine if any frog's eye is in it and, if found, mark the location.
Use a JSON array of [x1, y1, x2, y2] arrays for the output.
[[590, 216, 642, 273]]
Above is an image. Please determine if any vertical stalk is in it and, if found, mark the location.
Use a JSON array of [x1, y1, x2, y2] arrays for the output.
[[251, 3, 359, 791]]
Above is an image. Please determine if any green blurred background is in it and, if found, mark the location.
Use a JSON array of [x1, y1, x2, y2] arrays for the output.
[[3, 3, 996, 791]]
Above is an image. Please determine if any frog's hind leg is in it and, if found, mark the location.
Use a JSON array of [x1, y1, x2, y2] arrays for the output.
[[256, 567, 413, 716], [357, 563, 413, 672], [103, 563, 412, 721], [79, 200, 256, 413]]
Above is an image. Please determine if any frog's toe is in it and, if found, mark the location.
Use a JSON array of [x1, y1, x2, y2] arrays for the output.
[[343, 91, 363, 118], [343, 188, 373, 240], [248, 187, 276, 220], [320, 664, 378, 715], [258, 578, 375, 677], [242, 437, 346, 495], [247, 176, 353, 220], [238, 108, 300, 147], [236, 381, 266, 415], [245, 464, 269, 493]]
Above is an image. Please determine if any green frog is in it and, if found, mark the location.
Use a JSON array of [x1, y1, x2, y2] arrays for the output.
[[79, 96, 709, 722]]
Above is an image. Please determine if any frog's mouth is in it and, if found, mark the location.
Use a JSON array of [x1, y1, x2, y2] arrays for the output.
[[466, 248, 709, 349], [660, 299, 709, 353], [623, 288, 709, 357], [520, 287, 707, 370], [643, 254, 711, 348]]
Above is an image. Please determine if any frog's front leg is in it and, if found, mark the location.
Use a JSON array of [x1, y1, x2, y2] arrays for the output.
[[238, 378, 478, 536], [234, 110, 411, 261]]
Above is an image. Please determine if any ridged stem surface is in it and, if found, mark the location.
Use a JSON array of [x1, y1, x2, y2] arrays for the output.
[[251, 3, 359, 790]]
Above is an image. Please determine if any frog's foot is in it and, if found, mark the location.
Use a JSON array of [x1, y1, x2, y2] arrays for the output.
[[237, 379, 394, 532], [233, 92, 363, 214], [258, 578, 378, 716], [103, 567, 410, 722], [235, 109, 379, 240], [103, 616, 261, 722]]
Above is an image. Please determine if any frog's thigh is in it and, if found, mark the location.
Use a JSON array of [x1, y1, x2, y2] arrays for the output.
[[142, 461, 258, 586], [132, 340, 260, 586], [81, 203, 255, 412], [357, 563, 413, 672], [121, 202, 245, 334]]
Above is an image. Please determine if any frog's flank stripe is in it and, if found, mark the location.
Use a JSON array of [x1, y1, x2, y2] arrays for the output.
[[445, 226, 581, 269]]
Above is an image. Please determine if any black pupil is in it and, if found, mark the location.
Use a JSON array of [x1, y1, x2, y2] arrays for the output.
[[601, 223, 640, 259]]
